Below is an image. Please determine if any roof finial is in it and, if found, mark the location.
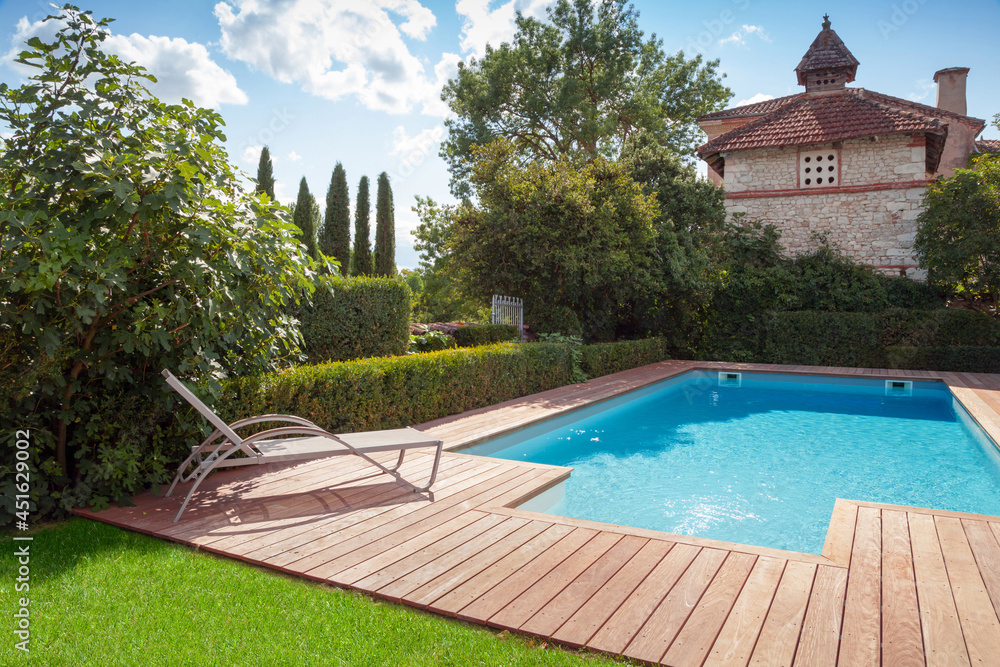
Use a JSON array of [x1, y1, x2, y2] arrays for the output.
[[822, 14, 831, 29]]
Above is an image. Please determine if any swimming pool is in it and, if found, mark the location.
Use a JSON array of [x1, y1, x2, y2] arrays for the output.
[[461, 371, 1000, 554]]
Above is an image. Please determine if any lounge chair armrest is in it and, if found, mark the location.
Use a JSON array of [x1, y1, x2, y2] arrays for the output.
[[228, 414, 319, 430]]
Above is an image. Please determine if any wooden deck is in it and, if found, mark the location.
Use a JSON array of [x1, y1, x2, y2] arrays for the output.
[[76, 361, 1000, 666]]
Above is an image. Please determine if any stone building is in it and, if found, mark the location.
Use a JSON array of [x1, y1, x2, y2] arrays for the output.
[[696, 16, 987, 276]]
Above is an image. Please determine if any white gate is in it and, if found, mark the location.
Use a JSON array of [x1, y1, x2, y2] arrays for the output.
[[490, 295, 523, 342]]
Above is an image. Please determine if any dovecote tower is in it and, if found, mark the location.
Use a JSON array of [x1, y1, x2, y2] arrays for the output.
[[794, 15, 859, 93]]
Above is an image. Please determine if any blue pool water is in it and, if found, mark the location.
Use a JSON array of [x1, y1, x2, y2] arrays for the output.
[[463, 371, 1000, 554]]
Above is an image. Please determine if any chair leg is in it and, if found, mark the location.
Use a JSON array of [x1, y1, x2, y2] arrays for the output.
[[386, 449, 406, 472], [410, 442, 444, 492]]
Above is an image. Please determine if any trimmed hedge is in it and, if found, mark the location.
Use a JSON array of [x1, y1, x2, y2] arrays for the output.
[[885, 347, 1000, 374], [754, 310, 1000, 372], [217, 343, 573, 433], [453, 324, 520, 347], [581, 338, 671, 378], [294, 275, 410, 363]]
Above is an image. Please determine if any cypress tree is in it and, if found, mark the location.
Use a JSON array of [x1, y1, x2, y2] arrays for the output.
[[255, 146, 275, 200], [352, 175, 373, 276], [292, 176, 317, 259], [321, 162, 351, 271], [374, 171, 396, 277]]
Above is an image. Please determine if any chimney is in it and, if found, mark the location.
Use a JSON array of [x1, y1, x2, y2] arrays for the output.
[[933, 67, 969, 115]]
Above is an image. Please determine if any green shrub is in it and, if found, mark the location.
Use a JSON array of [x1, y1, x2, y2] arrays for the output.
[[217, 343, 573, 433], [760, 312, 884, 367], [409, 331, 457, 353], [581, 338, 671, 378], [453, 324, 520, 347], [885, 346, 1000, 373], [295, 276, 410, 362], [879, 309, 1000, 347]]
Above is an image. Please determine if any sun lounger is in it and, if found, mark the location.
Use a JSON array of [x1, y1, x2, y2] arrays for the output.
[[162, 369, 443, 522]]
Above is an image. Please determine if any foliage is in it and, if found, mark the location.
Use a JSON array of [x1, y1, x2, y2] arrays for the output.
[[439, 0, 731, 198], [0, 6, 314, 519], [538, 333, 587, 383], [760, 312, 884, 367], [884, 346, 1000, 374], [351, 175, 373, 276], [0, 520, 632, 667], [408, 330, 457, 354], [254, 145, 275, 200], [217, 344, 575, 434], [292, 276, 411, 363], [450, 139, 659, 342], [915, 148, 1000, 313], [698, 223, 943, 361], [292, 176, 319, 259], [453, 324, 519, 347], [580, 337, 671, 378], [321, 162, 351, 270], [411, 195, 481, 322], [374, 171, 396, 277]]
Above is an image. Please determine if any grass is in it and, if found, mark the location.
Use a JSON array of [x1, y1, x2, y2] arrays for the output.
[[1, 519, 634, 666]]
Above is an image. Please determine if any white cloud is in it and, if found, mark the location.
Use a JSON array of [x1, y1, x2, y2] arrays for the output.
[[736, 92, 775, 107], [214, 0, 449, 116], [5, 16, 246, 109], [390, 124, 444, 160], [287, 151, 302, 162], [907, 79, 935, 103], [105, 33, 248, 108], [241, 144, 264, 164], [455, 0, 554, 59], [720, 24, 772, 47]]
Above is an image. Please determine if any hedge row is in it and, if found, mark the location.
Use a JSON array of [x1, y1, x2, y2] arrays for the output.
[[756, 310, 1000, 372], [453, 324, 520, 347], [293, 275, 410, 363], [581, 338, 671, 378], [217, 343, 574, 433]]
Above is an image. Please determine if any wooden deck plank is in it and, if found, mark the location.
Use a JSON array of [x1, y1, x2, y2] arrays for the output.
[[962, 520, 1000, 621], [622, 547, 728, 664], [822, 499, 859, 568], [661, 551, 757, 667], [839, 506, 882, 667], [794, 565, 848, 667], [586, 543, 702, 655], [457, 528, 599, 623], [934, 516, 1000, 664], [551, 538, 674, 648], [908, 512, 970, 666], [704, 556, 786, 667], [748, 560, 816, 666], [881, 509, 924, 667], [430, 523, 577, 617], [488, 532, 623, 630], [397, 520, 553, 606], [519, 534, 648, 638]]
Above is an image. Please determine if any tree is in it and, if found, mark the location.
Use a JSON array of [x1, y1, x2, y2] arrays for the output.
[[915, 134, 1000, 313], [449, 139, 659, 340], [374, 172, 396, 276], [321, 162, 351, 270], [440, 0, 731, 198], [411, 196, 481, 322], [292, 177, 318, 259], [352, 175, 373, 276], [0, 5, 315, 514], [255, 146, 275, 200]]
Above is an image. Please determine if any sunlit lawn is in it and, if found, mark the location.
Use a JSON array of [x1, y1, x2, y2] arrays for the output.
[[1, 518, 634, 666]]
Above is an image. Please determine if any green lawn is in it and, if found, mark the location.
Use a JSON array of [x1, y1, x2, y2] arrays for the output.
[[1, 519, 633, 666]]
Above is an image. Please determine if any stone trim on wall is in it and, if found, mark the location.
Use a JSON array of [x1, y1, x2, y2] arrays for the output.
[[726, 179, 930, 199]]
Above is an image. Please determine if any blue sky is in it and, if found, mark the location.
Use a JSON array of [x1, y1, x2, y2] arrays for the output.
[[2, 0, 998, 269]]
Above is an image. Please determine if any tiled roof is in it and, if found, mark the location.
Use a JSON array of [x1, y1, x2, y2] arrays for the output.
[[861, 89, 986, 129], [696, 88, 960, 157], [699, 94, 803, 121], [795, 26, 859, 84], [976, 139, 1000, 153]]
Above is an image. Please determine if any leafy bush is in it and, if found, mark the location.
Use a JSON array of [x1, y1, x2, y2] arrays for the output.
[[409, 331, 457, 354], [294, 276, 410, 362], [885, 347, 1000, 374], [879, 309, 1000, 347], [453, 324, 520, 347], [760, 312, 884, 367], [217, 344, 574, 434], [0, 8, 313, 521], [581, 338, 671, 378]]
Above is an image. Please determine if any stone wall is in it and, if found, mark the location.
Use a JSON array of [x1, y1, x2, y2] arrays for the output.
[[721, 134, 929, 274]]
